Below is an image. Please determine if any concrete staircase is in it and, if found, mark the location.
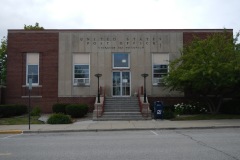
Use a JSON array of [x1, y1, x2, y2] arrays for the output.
[[96, 97, 148, 121]]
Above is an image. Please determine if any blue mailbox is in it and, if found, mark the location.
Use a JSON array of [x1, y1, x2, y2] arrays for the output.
[[154, 101, 164, 119]]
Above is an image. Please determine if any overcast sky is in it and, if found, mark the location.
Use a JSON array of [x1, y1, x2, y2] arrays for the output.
[[0, 0, 240, 39]]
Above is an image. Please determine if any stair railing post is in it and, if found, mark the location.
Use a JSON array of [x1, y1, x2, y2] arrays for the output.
[[95, 73, 102, 103], [141, 73, 148, 103]]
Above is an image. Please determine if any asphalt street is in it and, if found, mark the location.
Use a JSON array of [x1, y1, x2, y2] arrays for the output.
[[0, 128, 240, 160]]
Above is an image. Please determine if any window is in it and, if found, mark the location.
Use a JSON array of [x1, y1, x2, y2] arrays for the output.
[[26, 53, 39, 85], [113, 53, 129, 68], [73, 54, 90, 86], [152, 53, 169, 85], [74, 65, 89, 85]]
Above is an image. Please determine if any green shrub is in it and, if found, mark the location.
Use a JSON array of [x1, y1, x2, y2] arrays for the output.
[[81, 104, 89, 115], [14, 104, 28, 116], [66, 104, 88, 118], [0, 104, 27, 118], [163, 106, 175, 119], [31, 106, 41, 116], [52, 103, 68, 114], [0, 105, 15, 117], [163, 110, 175, 119], [47, 113, 72, 124], [220, 99, 240, 114], [174, 102, 208, 115]]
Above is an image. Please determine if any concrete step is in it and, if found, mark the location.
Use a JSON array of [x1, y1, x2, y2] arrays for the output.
[[96, 115, 151, 121], [97, 117, 145, 121], [105, 102, 138, 104], [105, 103, 138, 105], [104, 109, 140, 112], [96, 115, 145, 121], [105, 104, 139, 107], [105, 98, 138, 102], [102, 115, 143, 118], [103, 112, 141, 115], [99, 97, 146, 121], [105, 106, 139, 108]]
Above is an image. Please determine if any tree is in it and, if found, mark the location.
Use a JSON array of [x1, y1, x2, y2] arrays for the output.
[[165, 31, 240, 114], [24, 22, 44, 30], [0, 37, 7, 85]]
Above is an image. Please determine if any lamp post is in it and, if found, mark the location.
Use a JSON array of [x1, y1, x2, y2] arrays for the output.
[[95, 73, 102, 103], [28, 77, 32, 130], [141, 73, 148, 103]]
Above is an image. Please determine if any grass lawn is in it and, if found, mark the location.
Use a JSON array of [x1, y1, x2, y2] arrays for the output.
[[0, 115, 44, 125], [172, 114, 240, 121]]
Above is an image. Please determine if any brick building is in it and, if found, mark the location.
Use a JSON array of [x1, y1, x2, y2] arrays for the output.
[[6, 29, 232, 113]]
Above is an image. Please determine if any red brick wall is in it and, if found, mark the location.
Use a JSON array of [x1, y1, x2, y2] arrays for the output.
[[0, 86, 6, 104], [6, 31, 96, 113], [183, 31, 233, 45], [6, 32, 59, 112], [183, 32, 212, 45], [148, 97, 188, 107]]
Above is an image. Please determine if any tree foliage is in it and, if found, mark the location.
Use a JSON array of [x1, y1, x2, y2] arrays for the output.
[[0, 37, 7, 85], [24, 22, 44, 30], [165, 31, 240, 113]]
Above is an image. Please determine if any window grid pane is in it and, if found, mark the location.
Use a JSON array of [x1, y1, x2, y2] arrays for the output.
[[27, 65, 38, 84], [113, 53, 129, 68], [153, 64, 168, 85], [74, 64, 90, 85]]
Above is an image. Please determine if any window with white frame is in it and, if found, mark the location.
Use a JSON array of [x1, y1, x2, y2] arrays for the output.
[[73, 54, 90, 86], [152, 53, 169, 85], [113, 53, 130, 68], [26, 53, 39, 85]]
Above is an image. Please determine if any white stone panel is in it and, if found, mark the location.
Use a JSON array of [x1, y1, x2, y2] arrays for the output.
[[27, 53, 39, 64], [58, 30, 184, 97], [73, 53, 89, 64]]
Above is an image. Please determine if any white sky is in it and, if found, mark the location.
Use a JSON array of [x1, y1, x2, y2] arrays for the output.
[[0, 0, 240, 39]]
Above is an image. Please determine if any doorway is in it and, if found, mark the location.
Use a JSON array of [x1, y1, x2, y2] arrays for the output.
[[112, 71, 131, 96]]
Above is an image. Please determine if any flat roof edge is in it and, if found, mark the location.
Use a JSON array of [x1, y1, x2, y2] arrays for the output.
[[8, 29, 233, 33]]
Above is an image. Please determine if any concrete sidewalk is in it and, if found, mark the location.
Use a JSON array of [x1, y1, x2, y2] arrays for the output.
[[1, 119, 240, 134]]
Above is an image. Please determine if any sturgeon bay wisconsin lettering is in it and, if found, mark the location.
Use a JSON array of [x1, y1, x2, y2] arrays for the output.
[[78, 37, 163, 49]]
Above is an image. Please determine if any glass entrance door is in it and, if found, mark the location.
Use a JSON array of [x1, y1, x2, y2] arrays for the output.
[[112, 71, 131, 96]]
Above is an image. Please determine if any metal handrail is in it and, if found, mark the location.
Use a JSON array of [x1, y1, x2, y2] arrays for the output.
[[138, 86, 143, 114], [102, 86, 106, 116]]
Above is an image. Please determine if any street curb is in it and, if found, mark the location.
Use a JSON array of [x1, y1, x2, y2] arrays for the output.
[[0, 130, 23, 134], [22, 126, 240, 134]]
